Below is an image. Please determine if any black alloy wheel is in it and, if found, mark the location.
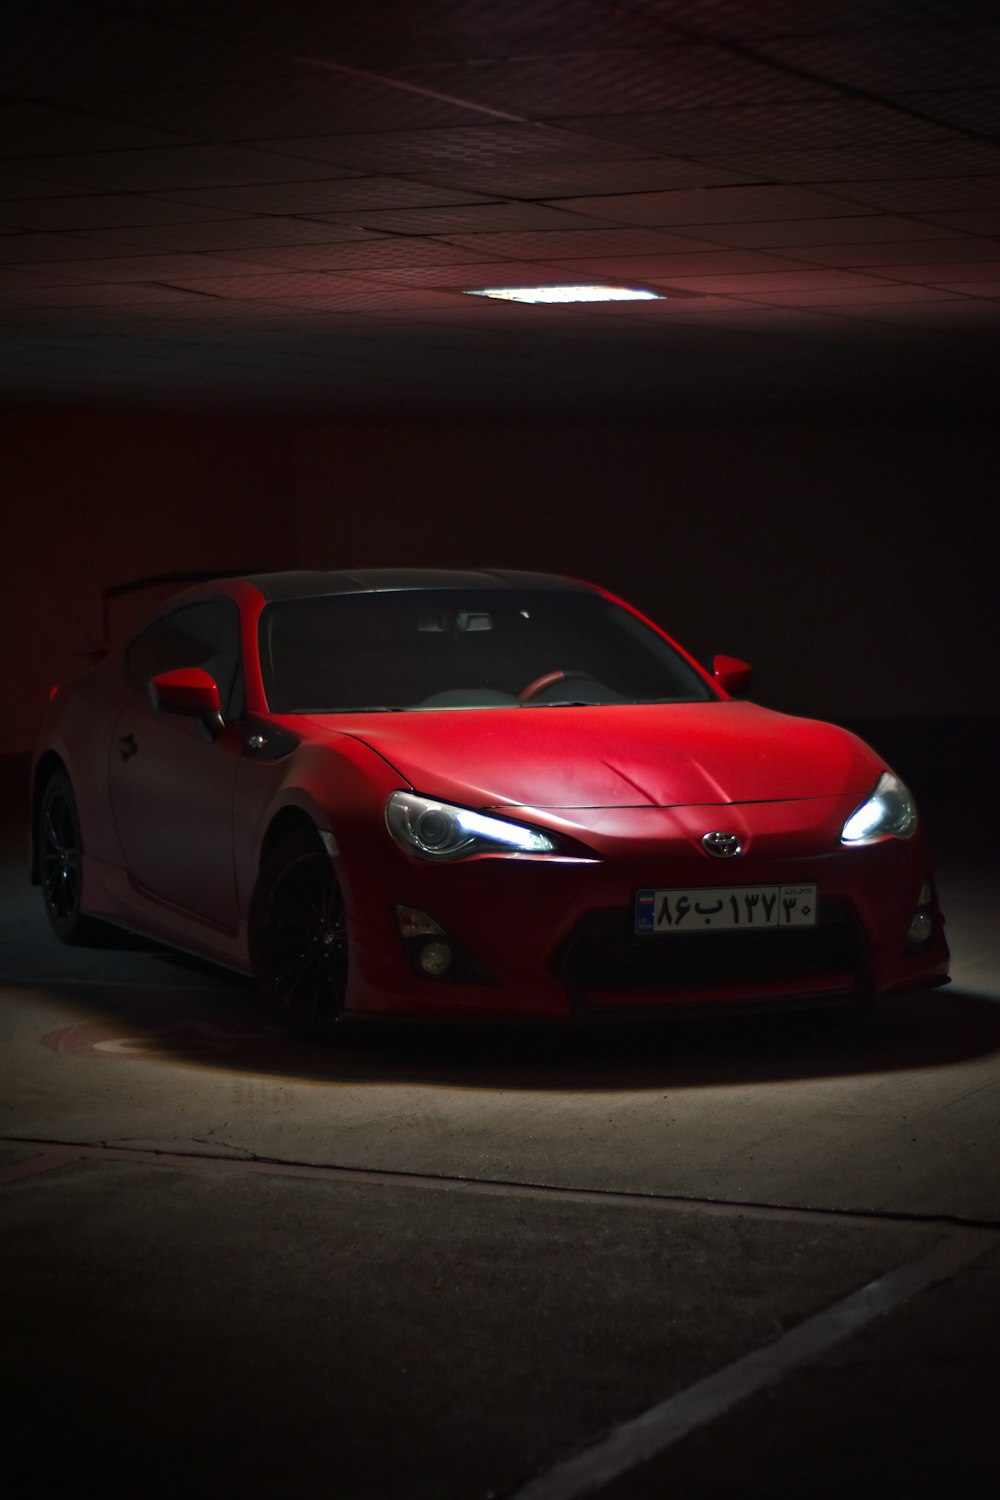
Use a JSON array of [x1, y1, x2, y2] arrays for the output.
[[248, 831, 350, 1042], [38, 770, 102, 943]]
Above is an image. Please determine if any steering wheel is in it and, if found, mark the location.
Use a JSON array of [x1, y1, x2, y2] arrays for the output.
[[518, 669, 592, 703]]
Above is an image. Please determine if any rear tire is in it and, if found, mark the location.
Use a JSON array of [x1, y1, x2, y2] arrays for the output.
[[37, 770, 107, 944], [248, 830, 351, 1043]]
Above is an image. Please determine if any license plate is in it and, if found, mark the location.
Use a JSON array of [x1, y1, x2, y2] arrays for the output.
[[635, 884, 818, 934]]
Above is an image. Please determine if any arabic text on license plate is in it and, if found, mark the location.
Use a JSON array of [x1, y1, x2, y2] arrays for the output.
[[635, 884, 818, 934]]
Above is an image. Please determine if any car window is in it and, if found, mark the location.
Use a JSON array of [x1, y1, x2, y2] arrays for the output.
[[126, 600, 245, 719], [258, 589, 715, 713]]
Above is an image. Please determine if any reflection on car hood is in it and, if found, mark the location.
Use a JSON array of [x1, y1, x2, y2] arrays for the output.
[[309, 701, 882, 809]]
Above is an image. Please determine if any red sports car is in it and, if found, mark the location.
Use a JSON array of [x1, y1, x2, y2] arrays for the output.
[[32, 569, 949, 1039]]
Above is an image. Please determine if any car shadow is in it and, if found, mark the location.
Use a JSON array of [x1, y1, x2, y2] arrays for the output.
[[25, 947, 1000, 1092]]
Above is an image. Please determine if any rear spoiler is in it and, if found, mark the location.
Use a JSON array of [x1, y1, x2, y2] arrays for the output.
[[78, 569, 265, 659]]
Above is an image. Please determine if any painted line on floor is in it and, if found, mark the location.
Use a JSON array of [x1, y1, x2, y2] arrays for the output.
[[2, 1138, 998, 1235], [509, 1230, 995, 1500], [0, 1151, 78, 1188]]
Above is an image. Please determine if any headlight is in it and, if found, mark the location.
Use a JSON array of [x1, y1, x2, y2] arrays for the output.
[[841, 772, 917, 844], [386, 791, 559, 859]]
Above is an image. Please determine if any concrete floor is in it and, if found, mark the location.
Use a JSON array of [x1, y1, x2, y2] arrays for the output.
[[1, 759, 998, 1499]]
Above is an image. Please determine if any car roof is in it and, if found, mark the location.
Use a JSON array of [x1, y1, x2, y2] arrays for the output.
[[246, 568, 589, 601]]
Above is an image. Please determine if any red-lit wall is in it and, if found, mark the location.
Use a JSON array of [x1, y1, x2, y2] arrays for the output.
[[1, 406, 295, 755], [2, 405, 992, 754]]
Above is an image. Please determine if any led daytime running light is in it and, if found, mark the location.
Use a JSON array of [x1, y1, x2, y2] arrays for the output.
[[386, 791, 558, 859]]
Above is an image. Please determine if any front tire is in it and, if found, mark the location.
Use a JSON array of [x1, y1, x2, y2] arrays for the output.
[[248, 831, 351, 1043], [37, 770, 106, 944]]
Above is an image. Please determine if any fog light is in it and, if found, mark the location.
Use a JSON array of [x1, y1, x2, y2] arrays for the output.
[[908, 911, 934, 945], [418, 940, 453, 977]]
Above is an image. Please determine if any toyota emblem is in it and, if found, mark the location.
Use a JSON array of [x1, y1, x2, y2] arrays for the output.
[[702, 832, 743, 858]]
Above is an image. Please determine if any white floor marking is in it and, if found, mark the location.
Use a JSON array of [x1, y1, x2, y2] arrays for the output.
[[510, 1230, 995, 1500]]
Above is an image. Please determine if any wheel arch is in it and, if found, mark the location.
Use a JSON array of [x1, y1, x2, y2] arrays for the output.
[[258, 805, 323, 872]]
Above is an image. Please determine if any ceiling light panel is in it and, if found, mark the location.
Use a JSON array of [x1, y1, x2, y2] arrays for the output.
[[465, 284, 664, 303]]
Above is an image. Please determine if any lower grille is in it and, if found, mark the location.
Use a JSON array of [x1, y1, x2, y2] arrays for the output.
[[554, 897, 869, 1010]]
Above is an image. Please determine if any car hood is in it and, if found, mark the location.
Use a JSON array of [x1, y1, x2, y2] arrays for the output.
[[312, 701, 883, 810]]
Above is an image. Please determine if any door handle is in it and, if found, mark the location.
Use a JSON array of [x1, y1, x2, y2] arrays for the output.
[[117, 733, 138, 762]]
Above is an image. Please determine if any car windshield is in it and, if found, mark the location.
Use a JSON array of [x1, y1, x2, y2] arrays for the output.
[[258, 588, 716, 713]]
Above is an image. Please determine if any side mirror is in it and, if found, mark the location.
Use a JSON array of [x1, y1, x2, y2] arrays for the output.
[[150, 667, 222, 718], [713, 654, 753, 696]]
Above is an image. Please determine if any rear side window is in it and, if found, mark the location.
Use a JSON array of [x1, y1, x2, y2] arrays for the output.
[[126, 600, 245, 719]]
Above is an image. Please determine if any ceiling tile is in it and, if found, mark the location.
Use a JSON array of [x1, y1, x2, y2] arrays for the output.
[[741, 286, 968, 308], [0, 262, 99, 288], [0, 194, 245, 232], [689, 141, 1000, 183], [1, 146, 363, 194], [436, 227, 722, 259], [74, 73, 485, 140], [550, 95, 938, 157], [540, 250, 817, 279], [0, 14, 305, 96], [0, 173, 88, 199], [306, 203, 614, 233], [0, 102, 192, 156], [146, 269, 361, 301], [551, 185, 865, 227], [3, 279, 219, 309], [771, 237, 992, 268], [0, 230, 146, 263], [826, 298, 1000, 326], [242, 123, 646, 174], [208, 238, 502, 273], [388, 46, 815, 118], [934, 279, 1000, 297], [901, 87, 1000, 136], [79, 219, 380, 253], [817, 176, 1000, 214], [652, 3, 984, 40], [870, 259, 1000, 284], [416, 158, 760, 199], [649, 269, 890, 295], [1, 0, 997, 416], [290, 287, 469, 314], [675, 215, 967, 249], [11, 252, 296, 285], [340, 262, 538, 288], [153, 177, 493, 216], [917, 208, 1000, 234], [131, 0, 678, 64], [754, 22, 1000, 92]]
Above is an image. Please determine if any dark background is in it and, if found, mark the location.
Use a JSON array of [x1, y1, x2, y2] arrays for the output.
[[2, 1, 998, 780]]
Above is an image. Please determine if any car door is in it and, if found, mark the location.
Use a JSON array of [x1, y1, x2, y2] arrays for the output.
[[108, 599, 245, 928]]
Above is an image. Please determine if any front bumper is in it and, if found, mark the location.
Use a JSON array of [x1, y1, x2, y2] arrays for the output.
[[340, 801, 949, 1021]]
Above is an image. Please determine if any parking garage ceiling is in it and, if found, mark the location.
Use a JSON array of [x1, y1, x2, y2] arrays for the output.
[[2, 0, 999, 416]]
